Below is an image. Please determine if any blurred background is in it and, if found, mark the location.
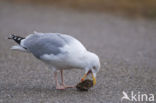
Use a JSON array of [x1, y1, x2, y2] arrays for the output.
[[0, 0, 156, 103], [2, 0, 156, 18]]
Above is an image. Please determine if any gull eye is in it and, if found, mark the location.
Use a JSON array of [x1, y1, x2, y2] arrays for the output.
[[93, 66, 96, 70]]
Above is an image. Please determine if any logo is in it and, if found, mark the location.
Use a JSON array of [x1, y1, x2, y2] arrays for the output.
[[121, 91, 155, 102]]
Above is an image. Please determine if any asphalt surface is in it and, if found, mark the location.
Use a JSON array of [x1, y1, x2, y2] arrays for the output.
[[0, 2, 156, 103]]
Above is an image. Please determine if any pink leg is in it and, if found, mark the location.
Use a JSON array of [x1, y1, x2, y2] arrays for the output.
[[60, 70, 74, 88], [54, 71, 65, 90]]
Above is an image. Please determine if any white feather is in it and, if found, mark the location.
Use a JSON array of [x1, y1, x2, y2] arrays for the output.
[[11, 45, 27, 52]]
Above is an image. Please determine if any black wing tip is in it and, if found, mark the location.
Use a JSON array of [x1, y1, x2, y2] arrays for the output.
[[8, 34, 15, 39]]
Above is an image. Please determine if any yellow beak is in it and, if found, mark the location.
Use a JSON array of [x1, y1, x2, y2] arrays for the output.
[[81, 72, 96, 86], [92, 73, 96, 85]]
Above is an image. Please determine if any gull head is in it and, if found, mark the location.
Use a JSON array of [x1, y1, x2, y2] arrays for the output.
[[81, 51, 100, 86]]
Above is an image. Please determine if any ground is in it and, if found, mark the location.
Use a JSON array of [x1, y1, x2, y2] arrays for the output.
[[0, 2, 156, 103]]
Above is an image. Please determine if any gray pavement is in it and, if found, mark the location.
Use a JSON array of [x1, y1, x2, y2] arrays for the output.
[[0, 2, 156, 103]]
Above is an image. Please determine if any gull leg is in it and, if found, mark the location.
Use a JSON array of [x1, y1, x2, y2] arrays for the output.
[[60, 70, 74, 88], [60, 70, 65, 85], [54, 71, 65, 90]]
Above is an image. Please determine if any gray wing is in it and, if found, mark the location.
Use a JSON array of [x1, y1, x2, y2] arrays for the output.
[[22, 33, 73, 59]]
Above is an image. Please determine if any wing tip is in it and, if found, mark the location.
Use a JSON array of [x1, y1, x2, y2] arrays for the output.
[[8, 33, 15, 39]]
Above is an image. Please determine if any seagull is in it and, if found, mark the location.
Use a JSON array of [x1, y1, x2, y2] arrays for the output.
[[8, 31, 100, 89]]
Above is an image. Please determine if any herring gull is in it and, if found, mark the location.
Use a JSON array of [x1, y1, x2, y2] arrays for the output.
[[8, 31, 100, 89]]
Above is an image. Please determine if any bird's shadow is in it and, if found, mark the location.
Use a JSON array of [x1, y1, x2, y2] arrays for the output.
[[0, 83, 88, 96]]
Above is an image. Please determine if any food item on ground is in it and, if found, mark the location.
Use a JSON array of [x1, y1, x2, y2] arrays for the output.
[[76, 79, 93, 91]]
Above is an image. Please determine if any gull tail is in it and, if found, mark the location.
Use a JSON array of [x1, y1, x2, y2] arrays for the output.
[[8, 34, 27, 52], [10, 45, 27, 52]]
